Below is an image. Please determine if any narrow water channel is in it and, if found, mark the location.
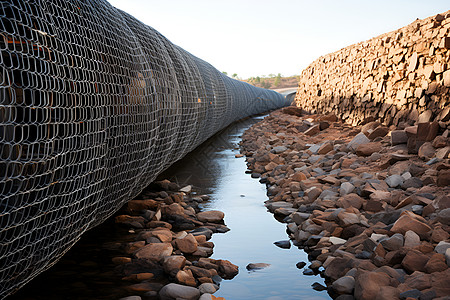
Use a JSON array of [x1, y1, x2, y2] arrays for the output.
[[159, 115, 330, 300], [9, 114, 330, 300]]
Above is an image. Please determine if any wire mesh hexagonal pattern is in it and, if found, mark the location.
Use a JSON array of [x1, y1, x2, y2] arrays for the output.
[[0, 0, 289, 297]]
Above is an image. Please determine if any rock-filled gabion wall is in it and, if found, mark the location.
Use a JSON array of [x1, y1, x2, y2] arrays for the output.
[[295, 10, 450, 127], [0, 0, 288, 297]]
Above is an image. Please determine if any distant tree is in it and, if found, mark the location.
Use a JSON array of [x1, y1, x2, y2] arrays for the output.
[[274, 73, 282, 87], [255, 76, 261, 83], [232, 73, 238, 79], [261, 79, 271, 89], [222, 71, 228, 76], [268, 73, 275, 78]]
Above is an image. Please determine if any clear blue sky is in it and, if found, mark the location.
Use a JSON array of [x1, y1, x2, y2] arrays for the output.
[[107, 0, 449, 79]]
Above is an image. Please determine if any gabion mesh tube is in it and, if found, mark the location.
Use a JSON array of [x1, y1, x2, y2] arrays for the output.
[[0, 0, 289, 297]]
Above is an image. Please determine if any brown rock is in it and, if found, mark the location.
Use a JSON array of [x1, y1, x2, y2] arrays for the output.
[[162, 203, 185, 216], [216, 260, 239, 279], [356, 142, 382, 156], [418, 142, 436, 159], [124, 241, 146, 254], [115, 215, 146, 228], [431, 226, 450, 243], [126, 282, 161, 293], [403, 271, 432, 290], [337, 193, 364, 210], [432, 136, 448, 148], [401, 250, 429, 273], [362, 121, 381, 136], [364, 200, 384, 212], [174, 234, 198, 254], [391, 130, 408, 145], [368, 126, 389, 140], [292, 172, 307, 181], [197, 210, 225, 223], [305, 124, 320, 136], [318, 142, 334, 154], [375, 286, 400, 300], [127, 199, 159, 212], [431, 269, 450, 296], [134, 243, 173, 261], [147, 220, 172, 229], [175, 269, 196, 287], [188, 266, 215, 278], [150, 229, 173, 243], [317, 113, 338, 122], [281, 106, 303, 117], [163, 256, 186, 277], [437, 169, 450, 187], [354, 269, 391, 300], [417, 122, 439, 142], [435, 195, 450, 210], [112, 257, 132, 265], [425, 253, 448, 273], [436, 146, 450, 159], [324, 257, 355, 280], [390, 211, 431, 238]]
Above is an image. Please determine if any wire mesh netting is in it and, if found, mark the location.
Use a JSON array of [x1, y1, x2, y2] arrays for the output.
[[0, 0, 289, 297]]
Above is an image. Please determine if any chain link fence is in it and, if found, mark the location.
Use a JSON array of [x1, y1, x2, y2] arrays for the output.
[[0, 0, 289, 297]]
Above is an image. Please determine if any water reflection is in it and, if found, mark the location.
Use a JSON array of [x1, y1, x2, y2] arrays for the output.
[[160, 115, 330, 300]]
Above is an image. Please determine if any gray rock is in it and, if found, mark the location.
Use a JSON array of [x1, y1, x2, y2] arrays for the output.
[[380, 233, 404, 251], [291, 212, 311, 225], [272, 146, 287, 154], [348, 132, 370, 152], [296, 261, 307, 269], [401, 177, 423, 189], [435, 241, 450, 254], [437, 208, 450, 225], [308, 144, 321, 153], [340, 182, 355, 196], [246, 263, 271, 270], [303, 268, 314, 275], [332, 276, 355, 294], [274, 240, 291, 249], [159, 283, 200, 300], [385, 174, 404, 188], [399, 289, 421, 300], [119, 297, 142, 300], [308, 155, 323, 164], [411, 205, 423, 215], [179, 185, 192, 193], [311, 282, 327, 291], [404, 230, 420, 248], [361, 172, 373, 179], [199, 294, 213, 300], [198, 283, 218, 294], [391, 130, 408, 145], [446, 248, 450, 267], [329, 237, 346, 245], [189, 227, 213, 240]]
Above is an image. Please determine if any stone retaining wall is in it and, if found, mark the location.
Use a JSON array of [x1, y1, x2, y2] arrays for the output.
[[294, 10, 450, 128]]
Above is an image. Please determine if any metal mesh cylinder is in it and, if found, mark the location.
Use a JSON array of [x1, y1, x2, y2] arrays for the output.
[[0, 0, 289, 297]]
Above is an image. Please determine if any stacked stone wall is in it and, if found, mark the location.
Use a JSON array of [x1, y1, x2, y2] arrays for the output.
[[295, 10, 450, 128]]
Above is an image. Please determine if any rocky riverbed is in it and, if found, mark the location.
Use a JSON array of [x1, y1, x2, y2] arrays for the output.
[[111, 180, 239, 300], [240, 107, 450, 300]]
